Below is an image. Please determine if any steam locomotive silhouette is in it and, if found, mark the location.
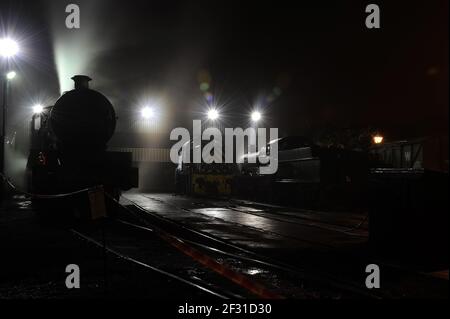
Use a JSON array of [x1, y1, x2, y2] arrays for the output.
[[26, 75, 138, 199]]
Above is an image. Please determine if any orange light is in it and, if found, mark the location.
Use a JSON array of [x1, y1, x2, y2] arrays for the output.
[[373, 135, 384, 144]]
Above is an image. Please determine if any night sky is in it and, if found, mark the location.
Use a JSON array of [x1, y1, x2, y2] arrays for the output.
[[1, 0, 448, 147]]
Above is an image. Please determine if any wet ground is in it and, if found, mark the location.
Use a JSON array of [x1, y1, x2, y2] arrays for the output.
[[121, 192, 449, 298], [0, 195, 218, 299], [0, 193, 448, 299]]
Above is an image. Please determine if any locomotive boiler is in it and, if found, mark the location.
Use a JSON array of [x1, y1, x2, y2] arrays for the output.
[[26, 75, 138, 199]]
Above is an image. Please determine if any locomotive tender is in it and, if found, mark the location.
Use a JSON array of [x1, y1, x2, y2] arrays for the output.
[[26, 75, 138, 198]]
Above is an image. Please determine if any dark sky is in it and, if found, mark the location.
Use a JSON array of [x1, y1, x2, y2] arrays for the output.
[[1, 0, 448, 146]]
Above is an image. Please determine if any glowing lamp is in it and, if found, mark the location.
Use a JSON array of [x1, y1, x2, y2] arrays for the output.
[[207, 109, 219, 120], [0, 38, 19, 58], [251, 111, 262, 122], [6, 71, 16, 80], [141, 106, 154, 119], [33, 104, 44, 114], [373, 135, 384, 144]]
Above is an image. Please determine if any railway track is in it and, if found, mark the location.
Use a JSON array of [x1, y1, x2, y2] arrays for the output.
[[229, 199, 368, 227], [70, 227, 232, 299], [70, 220, 265, 299], [120, 194, 448, 299], [144, 194, 368, 233], [126, 194, 372, 266], [225, 205, 369, 237], [111, 196, 384, 299], [142, 195, 368, 247], [66, 191, 447, 299]]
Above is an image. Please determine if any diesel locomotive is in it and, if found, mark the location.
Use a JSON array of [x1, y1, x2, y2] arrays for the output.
[[26, 75, 138, 199]]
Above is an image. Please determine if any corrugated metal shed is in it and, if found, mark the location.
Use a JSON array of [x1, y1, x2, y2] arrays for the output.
[[108, 147, 171, 163]]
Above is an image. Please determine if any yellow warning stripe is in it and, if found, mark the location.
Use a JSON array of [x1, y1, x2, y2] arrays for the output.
[[158, 232, 283, 299]]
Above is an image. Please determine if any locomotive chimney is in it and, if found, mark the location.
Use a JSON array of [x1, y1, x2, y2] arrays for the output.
[[71, 75, 92, 90]]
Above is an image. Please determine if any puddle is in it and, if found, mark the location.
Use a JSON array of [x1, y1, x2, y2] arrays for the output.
[[242, 268, 268, 275]]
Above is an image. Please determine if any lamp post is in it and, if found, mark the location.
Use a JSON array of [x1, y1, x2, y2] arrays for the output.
[[1, 71, 15, 179], [0, 37, 19, 198]]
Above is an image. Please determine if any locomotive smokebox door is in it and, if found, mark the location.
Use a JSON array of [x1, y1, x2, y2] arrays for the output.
[[50, 75, 117, 149]]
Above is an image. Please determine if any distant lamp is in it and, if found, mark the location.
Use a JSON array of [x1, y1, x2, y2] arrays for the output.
[[6, 71, 16, 80], [0, 38, 19, 58], [141, 106, 154, 119], [251, 111, 262, 123], [33, 104, 44, 114], [373, 135, 384, 144], [207, 108, 219, 121]]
